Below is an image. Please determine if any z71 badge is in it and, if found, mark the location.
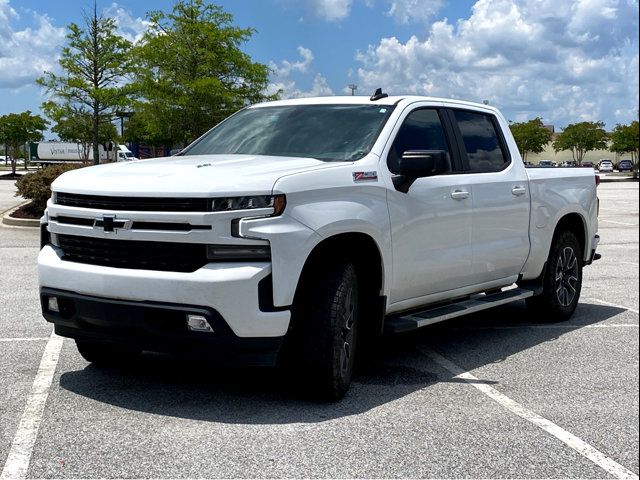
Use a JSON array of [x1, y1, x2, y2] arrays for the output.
[[353, 171, 378, 182]]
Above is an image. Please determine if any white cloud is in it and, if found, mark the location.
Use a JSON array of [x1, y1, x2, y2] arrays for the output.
[[386, 0, 444, 24], [354, 0, 639, 127], [268, 47, 334, 99], [0, 0, 65, 90], [309, 0, 354, 21], [103, 3, 149, 43], [270, 46, 314, 77]]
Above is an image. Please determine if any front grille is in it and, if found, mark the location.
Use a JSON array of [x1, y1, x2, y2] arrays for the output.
[[55, 192, 210, 212], [57, 234, 208, 272]]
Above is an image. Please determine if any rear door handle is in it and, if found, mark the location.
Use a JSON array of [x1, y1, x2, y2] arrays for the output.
[[451, 189, 470, 200], [512, 186, 527, 196]]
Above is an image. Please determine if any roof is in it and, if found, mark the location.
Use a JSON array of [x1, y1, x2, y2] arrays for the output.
[[250, 95, 501, 114]]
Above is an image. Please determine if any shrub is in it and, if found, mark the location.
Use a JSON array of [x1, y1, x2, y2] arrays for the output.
[[15, 164, 82, 215]]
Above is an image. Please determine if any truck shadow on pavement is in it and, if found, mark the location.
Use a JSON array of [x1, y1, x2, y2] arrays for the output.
[[58, 300, 627, 424]]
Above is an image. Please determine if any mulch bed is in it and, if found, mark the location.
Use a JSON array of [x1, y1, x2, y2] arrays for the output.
[[0, 173, 22, 180], [9, 202, 41, 220]]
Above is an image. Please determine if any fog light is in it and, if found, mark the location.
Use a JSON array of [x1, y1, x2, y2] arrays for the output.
[[187, 314, 214, 333], [48, 297, 59, 313]]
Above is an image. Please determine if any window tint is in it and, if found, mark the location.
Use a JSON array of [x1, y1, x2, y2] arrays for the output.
[[183, 105, 394, 161], [388, 109, 450, 174], [453, 110, 508, 172]]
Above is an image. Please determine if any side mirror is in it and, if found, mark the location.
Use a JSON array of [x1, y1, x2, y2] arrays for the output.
[[397, 150, 449, 177]]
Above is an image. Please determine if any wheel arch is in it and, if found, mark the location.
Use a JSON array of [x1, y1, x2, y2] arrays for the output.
[[292, 232, 387, 337], [552, 212, 587, 259], [296, 232, 385, 297]]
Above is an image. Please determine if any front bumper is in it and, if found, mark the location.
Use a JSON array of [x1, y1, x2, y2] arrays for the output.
[[41, 288, 283, 366], [38, 245, 291, 339]]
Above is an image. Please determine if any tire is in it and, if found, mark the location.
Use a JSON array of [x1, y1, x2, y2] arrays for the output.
[[526, 230, 583, 321], [292, 262, 359, 400], [76, 339, 141, 366]]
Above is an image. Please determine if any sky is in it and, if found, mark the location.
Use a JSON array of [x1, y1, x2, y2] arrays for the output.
[[0, 0, 638, 137]]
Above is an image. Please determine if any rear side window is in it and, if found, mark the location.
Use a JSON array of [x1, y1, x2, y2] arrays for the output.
[[453, 110, 509, 172]]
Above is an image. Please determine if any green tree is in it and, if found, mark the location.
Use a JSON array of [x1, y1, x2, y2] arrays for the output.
[[553, 121, 608, 165], [609, 120, 639, 166], [131, 0, 276, 148], [43, 102, 118, 162], [38, 6, 132, 165], [509, 117, 552, 162], [0, 111, 48, 175]]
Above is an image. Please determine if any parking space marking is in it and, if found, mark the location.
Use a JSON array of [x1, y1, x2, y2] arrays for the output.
[[600, 219, 639, 227], [0, 333, 63, 480], [0, 337, 49, 343], [453, 324, 639, 331], [420, 347, 639, 480], [583, 297, 639, 315]]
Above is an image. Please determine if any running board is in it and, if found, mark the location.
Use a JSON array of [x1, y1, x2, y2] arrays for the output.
[[385, 287, 536, 333]]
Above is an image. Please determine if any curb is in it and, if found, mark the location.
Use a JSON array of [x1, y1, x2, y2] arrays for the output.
[[599, 176, 637, 183], [1, 202, 40, 228]]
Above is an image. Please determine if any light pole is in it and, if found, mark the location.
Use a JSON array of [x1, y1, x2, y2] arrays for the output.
[[348, 84, 358, 96], [115, 111, 133, 141]]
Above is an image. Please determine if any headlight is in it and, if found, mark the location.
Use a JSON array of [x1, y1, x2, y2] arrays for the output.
[[211, 195, 286, 216]]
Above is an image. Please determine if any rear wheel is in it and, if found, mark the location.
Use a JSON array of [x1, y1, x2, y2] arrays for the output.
[[76, 339, 141, 366], [526, 230, 583, 321], [291, 262, 360, 400]]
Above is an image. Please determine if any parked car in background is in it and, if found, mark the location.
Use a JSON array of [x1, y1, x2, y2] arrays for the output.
[[538, 160, 555, 167], [617, 159, 633, 172], [581, 161, 595, 168], [598, 160, 614, 172], [561, 160, 577, 167]]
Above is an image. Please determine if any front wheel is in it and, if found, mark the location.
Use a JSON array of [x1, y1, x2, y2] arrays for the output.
[[291, 262, 360, 400], [526, 230, 583, 321]]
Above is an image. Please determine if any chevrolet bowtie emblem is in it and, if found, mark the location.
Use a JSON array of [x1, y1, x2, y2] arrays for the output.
[[94, 215, 131, 233]]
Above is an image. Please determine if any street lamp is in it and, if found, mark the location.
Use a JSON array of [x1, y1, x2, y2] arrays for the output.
[[115, 111, 133, 139], [348, 84, 358, 96]]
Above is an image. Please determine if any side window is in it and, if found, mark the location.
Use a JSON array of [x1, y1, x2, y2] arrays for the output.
[[453, 110, 509, 172], [388, 109, 451, 174]]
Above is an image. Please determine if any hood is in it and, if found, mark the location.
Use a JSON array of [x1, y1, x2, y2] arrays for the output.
[[52, 154, 342, 197]]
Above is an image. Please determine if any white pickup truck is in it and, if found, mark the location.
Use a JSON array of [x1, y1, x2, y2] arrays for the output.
[[38, 93, 600, 399]]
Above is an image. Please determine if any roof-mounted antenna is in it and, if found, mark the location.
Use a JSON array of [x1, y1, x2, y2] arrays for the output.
[[370, 88, 388, 101]]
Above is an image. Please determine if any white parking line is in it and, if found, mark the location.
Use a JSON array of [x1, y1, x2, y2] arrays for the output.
[[600, 219, 639, 227], [0, 337, 49, 343], [0, 333, 63, 480], [420, 347, 639, 480], [583, 297, 639, 315], [453, 323, 638, 330]]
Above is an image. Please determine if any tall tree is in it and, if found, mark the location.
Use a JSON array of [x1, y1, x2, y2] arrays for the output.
[[609, 120, 639, 165], [131, 0, 276, 147], [43, 102, 118, 162], [38, 5, 132, 165], [553, 121, 608, 165], [509, 117, 552, 162], [0, 111, 48, 175]]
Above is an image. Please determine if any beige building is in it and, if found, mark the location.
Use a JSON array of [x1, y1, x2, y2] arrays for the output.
[[526, 143, 625, 165]]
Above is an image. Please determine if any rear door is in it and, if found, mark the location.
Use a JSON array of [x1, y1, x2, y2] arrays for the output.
[[448, 109, 530, 285]]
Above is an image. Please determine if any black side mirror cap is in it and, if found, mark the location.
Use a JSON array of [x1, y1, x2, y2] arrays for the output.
[[396, 150, 449, 177]]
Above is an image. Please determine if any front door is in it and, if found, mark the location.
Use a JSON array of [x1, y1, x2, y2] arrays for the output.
[[385, 107, 473, 304]]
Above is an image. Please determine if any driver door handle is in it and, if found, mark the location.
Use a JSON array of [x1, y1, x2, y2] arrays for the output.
[[512, 186, 527, 196], [451, 189, 470, 200]]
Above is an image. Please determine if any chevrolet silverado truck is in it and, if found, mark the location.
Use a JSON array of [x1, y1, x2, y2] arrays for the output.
[[38, 93, 600, 399]]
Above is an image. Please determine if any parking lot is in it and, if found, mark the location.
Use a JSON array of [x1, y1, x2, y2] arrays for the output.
[[0, 181, 638, 479]]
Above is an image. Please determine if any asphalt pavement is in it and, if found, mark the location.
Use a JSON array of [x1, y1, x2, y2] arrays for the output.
[[0, 181, 638, 479]]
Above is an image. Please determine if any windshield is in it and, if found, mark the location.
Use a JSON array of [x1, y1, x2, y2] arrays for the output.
[[182, 104, 395, 161]]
